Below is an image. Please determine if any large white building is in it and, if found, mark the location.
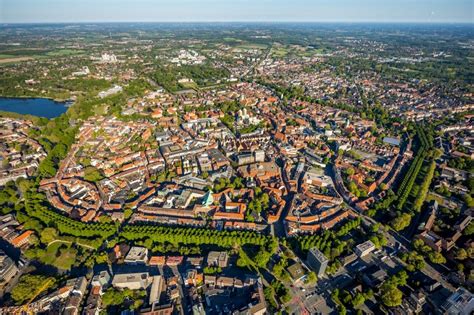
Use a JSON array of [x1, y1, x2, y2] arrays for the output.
[[101, 53, 117, 63], [112, 272, 151, 290], [304, 168, 332, 187], [124, 246, 149, 265], [441, 288, 474, 315], [355, 240, 376, 257], [0, 250, 18, 287], [307, 247, 329, 277], [98, 85, 123, 99]]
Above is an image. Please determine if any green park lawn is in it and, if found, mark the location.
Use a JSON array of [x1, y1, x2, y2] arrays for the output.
[[39, 242, 78, 270]]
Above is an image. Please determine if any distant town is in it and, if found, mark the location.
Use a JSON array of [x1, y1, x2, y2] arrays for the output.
[[0, 23, 472, 315]]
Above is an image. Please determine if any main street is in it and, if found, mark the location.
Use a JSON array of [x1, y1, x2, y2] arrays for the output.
[[273, 158, 295, 237]]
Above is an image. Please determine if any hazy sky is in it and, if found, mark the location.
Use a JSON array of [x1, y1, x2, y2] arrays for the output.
[[1, 0, 473, 23]]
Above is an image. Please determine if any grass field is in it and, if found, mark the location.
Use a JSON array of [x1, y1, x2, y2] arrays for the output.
[[271, 45, 329, 58], [236, 43, 268, 50], [179, 81, 199, 90], [0, 56, 34, 64], [0, 54, 16, 59], [224, 37, 242, 42], [0, 49, 84, 63], [271, 47, 289, 57], [45, 49, 85, 57], [94, 104, 108, 116], [426, 192, 445, 205], [39, 242, 77, 270]]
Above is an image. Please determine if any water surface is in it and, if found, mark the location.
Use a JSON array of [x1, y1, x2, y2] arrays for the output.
[[0, 97, 69, 118]]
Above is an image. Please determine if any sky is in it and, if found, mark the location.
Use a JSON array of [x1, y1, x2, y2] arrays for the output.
[[1, 0, 473, 23]]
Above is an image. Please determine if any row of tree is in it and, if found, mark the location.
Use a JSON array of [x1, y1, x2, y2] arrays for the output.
[[391, 125, 435, 231], [120, 224, 272, 248], [412, 160, 436, 212], [396, 123, 433, 210], [396, 150, 426, 210], [24, 189, 116, 241]]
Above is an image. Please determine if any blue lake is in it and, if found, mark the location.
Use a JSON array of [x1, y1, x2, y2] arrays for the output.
[[0, 97, 70, 118]]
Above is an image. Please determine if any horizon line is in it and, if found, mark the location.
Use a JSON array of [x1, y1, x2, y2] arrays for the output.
[[2, 20, 474, 25]]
